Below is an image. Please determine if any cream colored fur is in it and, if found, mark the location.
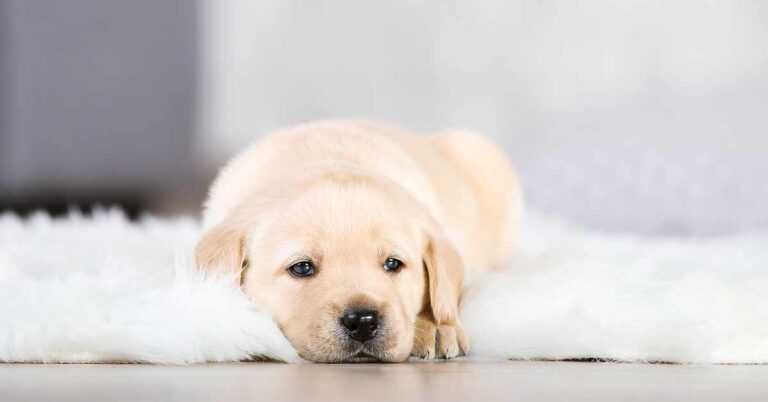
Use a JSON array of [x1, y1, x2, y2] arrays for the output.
[[196, 120, 520, 362]]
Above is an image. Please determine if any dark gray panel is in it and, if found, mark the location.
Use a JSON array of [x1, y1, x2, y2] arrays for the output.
[[0, 1, 11, 191], [2, 0, 197, 197]]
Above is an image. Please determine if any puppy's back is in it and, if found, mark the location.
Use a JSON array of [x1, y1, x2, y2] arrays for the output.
[[202, 120, 437, 229]]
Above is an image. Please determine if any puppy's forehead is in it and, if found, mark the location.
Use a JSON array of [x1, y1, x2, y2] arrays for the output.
[[260, 182, 422, 257], [286, 182, 417, 231]]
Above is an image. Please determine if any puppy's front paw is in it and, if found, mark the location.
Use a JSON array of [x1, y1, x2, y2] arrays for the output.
[[412, 314, 469, 359]]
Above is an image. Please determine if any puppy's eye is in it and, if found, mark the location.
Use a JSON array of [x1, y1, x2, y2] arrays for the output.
[[288, 261, 315, 277], [384, 257, 404, 272]]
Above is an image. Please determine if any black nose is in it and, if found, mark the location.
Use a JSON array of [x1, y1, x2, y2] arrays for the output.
[[341, 308, 380, 342]]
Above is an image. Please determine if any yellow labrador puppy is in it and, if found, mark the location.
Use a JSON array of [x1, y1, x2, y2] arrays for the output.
[[196, 120, 520, 362]]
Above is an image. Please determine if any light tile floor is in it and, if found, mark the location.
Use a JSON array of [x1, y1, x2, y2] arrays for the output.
[[1, 361, 767, 402]]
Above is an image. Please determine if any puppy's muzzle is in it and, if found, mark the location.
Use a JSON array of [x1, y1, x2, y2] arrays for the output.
[[341, 308, 380, 342]]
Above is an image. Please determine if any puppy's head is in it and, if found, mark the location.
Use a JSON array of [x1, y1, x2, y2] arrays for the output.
[[195, 174, 464, 362]]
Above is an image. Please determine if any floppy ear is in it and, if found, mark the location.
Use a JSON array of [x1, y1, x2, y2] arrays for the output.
[[423, 231, 465, 326], [195, 218, 247, 283]]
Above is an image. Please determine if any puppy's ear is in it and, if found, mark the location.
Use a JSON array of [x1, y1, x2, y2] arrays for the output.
[[195, 217, 247, 284], [423, 231, 465, 326]]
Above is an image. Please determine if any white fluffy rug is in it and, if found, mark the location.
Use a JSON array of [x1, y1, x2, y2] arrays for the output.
[[1, 209, 766, 364]]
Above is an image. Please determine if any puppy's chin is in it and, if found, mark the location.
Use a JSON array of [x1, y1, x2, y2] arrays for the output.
[[296, 343, 410, 363], [340, 350, 407, 363], [304, 348, 410, 363], [294, 335, 412, 363]]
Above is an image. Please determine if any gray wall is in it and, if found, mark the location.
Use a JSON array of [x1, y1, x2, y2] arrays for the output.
[[0, 0, 197, 200], [200, 0, 768, 235], [2, 1, 766, 233]]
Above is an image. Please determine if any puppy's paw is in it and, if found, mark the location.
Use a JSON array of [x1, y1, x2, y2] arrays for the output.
[[411, 315, 470, 360], [412, 315, 438, 359]]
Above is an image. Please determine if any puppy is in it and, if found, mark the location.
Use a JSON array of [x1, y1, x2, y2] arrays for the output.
[[196, 120, 521, 362]]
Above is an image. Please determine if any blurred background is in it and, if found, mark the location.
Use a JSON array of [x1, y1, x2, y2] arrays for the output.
[[1, 0, 766, 235]]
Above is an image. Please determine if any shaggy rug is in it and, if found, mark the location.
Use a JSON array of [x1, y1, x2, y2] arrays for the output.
[[1, 209, 766, 364]]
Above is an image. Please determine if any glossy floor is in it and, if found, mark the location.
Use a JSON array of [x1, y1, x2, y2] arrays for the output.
[[1, 361, 766, 402]]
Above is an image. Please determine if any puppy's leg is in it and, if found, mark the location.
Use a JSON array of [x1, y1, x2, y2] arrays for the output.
[[436, 322, 469, 359], [432, 130, 522, 268], [412, 312, 437, 359], [412, 312, 470, 359]]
